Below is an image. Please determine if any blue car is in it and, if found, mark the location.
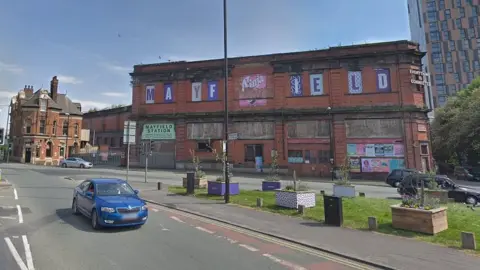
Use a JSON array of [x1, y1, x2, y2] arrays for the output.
[[71, 178, 148, 230]]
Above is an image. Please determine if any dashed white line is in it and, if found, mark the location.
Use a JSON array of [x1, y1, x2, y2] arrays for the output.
[[263, 253, 307, 270], [16, 205, 23, 224], [13, 188, 18, 200], [4, 237, 28, 270], [22, 235, 35, 270], [170, 216, 185, 223], [238, 244, 259, 252], [195, 226, 215, 234], [151, 208, 159, 212]]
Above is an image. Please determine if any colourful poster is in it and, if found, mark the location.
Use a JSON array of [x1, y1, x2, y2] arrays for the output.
[[356, 144, 365, 155], [374, 144, 385, 156], [347, 144, 357, 156], [365, 144, 375, 156], [349, 157, 361, 172], [239, 74, 268, 107], [383, 144, 394, 156], [361, 158, 390, 172], [394, 144, 404, 156], [389, 159, 405, 171]]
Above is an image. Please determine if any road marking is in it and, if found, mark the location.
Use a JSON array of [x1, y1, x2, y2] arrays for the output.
[[0, 216, 16, 220], [16, 205, 23, 224], [239, 244, 259, 252], [13, 188, 18, 200], [263, 253, 307, 270], [22, 235, 35, 270], [170, 216, 185, 223], [159, 224, 169, 231], [4, 237, 28, 270], [195, 226, 215, 234], [151, 208, 159, 212], [154, 205, 373, 270]]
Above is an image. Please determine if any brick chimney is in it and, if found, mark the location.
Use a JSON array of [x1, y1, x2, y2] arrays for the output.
[[50, 76, 58, 101], [23, 85, 33, 97]]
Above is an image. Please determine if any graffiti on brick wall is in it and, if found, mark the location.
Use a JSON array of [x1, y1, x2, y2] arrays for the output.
[[187, 123, 223, 139], [232, 121, 274, 139], [287, 121, 330, 138], [345, 119, 402, 138], [238, 74, 270, 107]]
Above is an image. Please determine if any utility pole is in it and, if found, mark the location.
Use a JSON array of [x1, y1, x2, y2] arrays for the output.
[[5, 103, 11, 163], [126, 121, 130, 182], [143, 140, 152, 183], [223, 0, 230, 204], [65, 113, 70, 158]]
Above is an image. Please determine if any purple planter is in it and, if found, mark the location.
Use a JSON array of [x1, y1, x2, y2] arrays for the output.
[[207, 181, 240, 196], [262, 181, 281, 191]]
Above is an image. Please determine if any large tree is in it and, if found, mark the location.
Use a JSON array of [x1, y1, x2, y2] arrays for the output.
[[431, 77, 480, 166]]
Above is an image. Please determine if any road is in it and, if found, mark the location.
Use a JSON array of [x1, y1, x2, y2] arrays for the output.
[[4, 163, 401, 199], [0, 164, 378, 270]]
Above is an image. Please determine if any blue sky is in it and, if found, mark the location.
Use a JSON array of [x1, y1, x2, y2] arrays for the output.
[[0, 0, 410, 127]]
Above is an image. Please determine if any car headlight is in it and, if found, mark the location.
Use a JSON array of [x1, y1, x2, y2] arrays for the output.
[[141, 205, 147, 211], [101, 207, 115, 213]]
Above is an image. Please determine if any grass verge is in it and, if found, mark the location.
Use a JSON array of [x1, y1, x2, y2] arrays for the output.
[[168, 186, 480, 252]]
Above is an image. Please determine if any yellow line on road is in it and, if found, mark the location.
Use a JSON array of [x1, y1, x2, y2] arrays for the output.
[[152, 204, 377, 270]]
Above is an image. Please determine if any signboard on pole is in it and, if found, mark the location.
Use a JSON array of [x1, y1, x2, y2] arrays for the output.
[[228, 133, 238, 140], [123, 121, 136, 144]]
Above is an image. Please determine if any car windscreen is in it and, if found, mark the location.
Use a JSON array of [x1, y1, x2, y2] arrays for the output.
[[96, 182, 135, 196]]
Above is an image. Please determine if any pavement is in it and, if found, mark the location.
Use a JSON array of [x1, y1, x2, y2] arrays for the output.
[[0, 164, 377, 270], [139, 188, 480, 270]]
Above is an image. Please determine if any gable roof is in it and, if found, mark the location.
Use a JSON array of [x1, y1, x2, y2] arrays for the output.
[[21, 89, 82, 115]]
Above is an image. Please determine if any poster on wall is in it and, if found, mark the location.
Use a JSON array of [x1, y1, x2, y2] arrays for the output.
[[347, 143, 404, 157], [239, 74, 268, 107], [361, 158, 405, 173], [349, 157, 361, 173]]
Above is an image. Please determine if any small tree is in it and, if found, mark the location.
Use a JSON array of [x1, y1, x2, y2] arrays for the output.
[[189, 149, 206, 178], [212, 148, 233, 182], [335, 156, 352, 186], [266, 150, 280, 181]]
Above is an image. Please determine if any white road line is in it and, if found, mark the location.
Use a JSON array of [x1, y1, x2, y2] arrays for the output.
[[195, 226, 215, 234], [13, 188, 18, 200], [263, 254, 307, 270], [4, 237, 28, 270], [0, 216, 17, 220], [239, 244, 259, 252], [151, 208, 159, 212], [170, 216, 185, 223], [16, 205, 23, 224], [22, 235, 35, 270]]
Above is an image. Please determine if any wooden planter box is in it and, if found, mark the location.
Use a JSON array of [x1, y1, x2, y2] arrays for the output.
[[182, 177, 208, 188], [275, 190, 316, 209], [391, 205, 448, 235], [333, 184, 356, 197], [425, 190, 449, 204]]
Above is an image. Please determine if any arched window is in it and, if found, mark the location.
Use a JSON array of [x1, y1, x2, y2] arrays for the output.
[[62, 121, 68, 136], [46, 141, 52, 157]]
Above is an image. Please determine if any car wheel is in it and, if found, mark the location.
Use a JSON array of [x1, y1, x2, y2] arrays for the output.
[[466, 196, 478, 205], [91, 210, 101, 230], [72, 198, 79, 215], [393, 181, 401, 188], [62, 163, 67, 168], [80, 164, 85, 169]]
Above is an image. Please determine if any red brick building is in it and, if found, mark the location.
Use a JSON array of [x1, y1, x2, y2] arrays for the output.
[[9, 76, 85, 165], [129, 40, 433, 178], [82, 106, 131, 150]]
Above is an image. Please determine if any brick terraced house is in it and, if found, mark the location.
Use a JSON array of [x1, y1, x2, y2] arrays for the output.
[[128, 40, 433, 178], [9, 76, 85, 165]]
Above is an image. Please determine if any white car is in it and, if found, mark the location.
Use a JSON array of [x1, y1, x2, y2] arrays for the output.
[[60, 157, 93, 169]]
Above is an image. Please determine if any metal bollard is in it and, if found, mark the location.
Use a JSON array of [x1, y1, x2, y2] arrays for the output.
[[298, 205, 306, 215], [256, 198, 263, 207], [368, 216, 378, 230], [157, 182, 162, 190]]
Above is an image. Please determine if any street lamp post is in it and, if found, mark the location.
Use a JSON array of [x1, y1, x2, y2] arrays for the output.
[[65, 113, 70, 158], [223, 0, 230, 204]]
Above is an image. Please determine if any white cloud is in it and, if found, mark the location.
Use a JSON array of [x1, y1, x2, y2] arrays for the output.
[[73, 100, 111, 111], [102, 92, 128, 97], [0, 91, 17, 99], [57, 75, 83, 85], [101, 63, 132, 74], [0, 61, 23, 74]]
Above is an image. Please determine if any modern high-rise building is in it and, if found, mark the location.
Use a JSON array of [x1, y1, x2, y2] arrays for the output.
[[407, 0, 480, 110]]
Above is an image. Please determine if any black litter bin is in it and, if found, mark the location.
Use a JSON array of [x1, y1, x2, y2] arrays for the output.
[[186, 172, 195, 194], [323, 195, 343, 226]]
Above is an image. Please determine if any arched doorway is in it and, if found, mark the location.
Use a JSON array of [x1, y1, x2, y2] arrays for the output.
[[46, 141, 53, 158]]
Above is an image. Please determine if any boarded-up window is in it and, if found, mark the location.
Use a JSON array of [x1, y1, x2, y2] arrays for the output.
[[187, 123, 223, 139], [287, 121, 330, 138], [233, 122, 274, 139], [345, 119, 402, 138]]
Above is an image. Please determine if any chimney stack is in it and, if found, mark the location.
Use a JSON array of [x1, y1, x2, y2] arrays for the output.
[[23, 85, 33, 97], [50, 76, 58, 101]]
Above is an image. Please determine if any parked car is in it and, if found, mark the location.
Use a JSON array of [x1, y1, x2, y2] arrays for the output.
[[60, 157, 93, 168], [72, 178, 148, 229], [397, 173, 480, 205], [385, 169, 417, 187]]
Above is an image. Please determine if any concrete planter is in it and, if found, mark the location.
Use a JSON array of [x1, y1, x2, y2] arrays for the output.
[[207, 181, 240, 196], [262, 181, 281, 191], [425, 190, 449, 204], [333, 184, 356, 197], [275, 190, 316, 209], [391, 205, 448, 235], [182, 177, 208, 188]]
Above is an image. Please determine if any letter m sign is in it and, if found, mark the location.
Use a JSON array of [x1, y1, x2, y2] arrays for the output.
[[146, 85, 155, 104]]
